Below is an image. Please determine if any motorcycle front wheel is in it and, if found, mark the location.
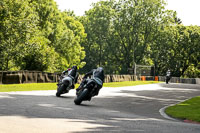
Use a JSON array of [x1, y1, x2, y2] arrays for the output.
[[74, 89, 89, 105], [56, 84, 66, 97]]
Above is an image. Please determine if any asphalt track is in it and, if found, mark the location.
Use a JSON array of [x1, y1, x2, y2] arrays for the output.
[[0, 83, 200, 133]]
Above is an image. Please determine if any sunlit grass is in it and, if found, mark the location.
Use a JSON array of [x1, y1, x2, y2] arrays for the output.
[[165, 96, 200, 122], [0, 83, 58, 92], [0, 81, 160, 92], [103, 81, 161, 87]]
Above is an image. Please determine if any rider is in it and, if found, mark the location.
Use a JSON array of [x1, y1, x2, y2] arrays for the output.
[[76, 67, 104, 96], [62, 65, 79, 89], [166, 69, 171, 84]]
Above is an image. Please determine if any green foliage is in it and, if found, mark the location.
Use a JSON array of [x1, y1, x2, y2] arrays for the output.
[[0, 0, 39, 70], [80, 0, 116, 73], [183, 63, 200, 78], [81, 0, 170, 74], [31, 0, 86, 71], [0, 0, 86, 72], [80, 0, 199, 77], [152, 25, 200, 77], [0, 0, 199, 77], [16, 36, 59, 72]]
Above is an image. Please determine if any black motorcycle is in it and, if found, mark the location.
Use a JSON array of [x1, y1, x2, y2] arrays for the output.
[[166, 70, 171, 84], [74, 79, 98, 105], [56, 74, 75, 97], [166, 75, 171, 84]]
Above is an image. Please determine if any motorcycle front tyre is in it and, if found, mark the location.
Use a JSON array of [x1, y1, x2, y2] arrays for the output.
[[74, 89, 89, 105], [56, 84, 66, 97]]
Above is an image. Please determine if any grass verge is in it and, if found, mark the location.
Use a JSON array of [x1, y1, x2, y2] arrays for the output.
[[0, 83, 57, 92], [103, 81, 160, 87], [165, 96, 200, 123], [0, 81, 160, 92]]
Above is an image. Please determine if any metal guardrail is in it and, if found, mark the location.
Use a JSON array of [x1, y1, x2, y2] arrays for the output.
[[0, 71, 136, 84], [0, 71, 199, 84], [158, 76, 200, 84], [0, 71, 59, 84]]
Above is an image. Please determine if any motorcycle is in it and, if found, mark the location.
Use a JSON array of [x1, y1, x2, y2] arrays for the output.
[[74, 78, 98, 105], [166, 76, 171, 84], [166, 70, 171, 84], [56, 74, 75, 97]]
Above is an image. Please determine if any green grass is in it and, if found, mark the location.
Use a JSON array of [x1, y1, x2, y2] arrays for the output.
[[165, 96, 200, 122], [0, 83, 58, 92], [103, 81, 161, 87], [0, 81, 160, 92]]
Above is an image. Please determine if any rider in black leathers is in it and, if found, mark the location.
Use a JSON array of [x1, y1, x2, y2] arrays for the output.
[[61, 65, 79, 89], [166, 69, 171, 84], [76, 67, 104, 96]]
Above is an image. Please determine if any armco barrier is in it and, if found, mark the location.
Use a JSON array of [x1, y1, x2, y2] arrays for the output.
[[0, 71, 2, 84], [0, 71, 138, 84], [158, 76, 199, 84], [196, 78, 200, 84], [0, 71, 199, 84], [0, 71, 59, 84]]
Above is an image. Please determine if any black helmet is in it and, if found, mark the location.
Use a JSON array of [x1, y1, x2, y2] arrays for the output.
[[72, 65, 77, 70], [97, 67, 104, 72]]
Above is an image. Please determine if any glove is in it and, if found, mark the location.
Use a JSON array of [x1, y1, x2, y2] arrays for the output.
[[62, 70, 67, 74]]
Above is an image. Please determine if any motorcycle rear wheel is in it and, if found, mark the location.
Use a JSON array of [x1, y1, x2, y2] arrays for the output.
[[74, 89, 89, 105]]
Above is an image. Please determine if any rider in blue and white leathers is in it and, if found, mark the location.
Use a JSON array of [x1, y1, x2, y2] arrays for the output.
[[76, 67, 104, 96]]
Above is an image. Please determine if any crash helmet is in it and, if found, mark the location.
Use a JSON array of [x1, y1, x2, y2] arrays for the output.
[[72, 65, 77, 71]]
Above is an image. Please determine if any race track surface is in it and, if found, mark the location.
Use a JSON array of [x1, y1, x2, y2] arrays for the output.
[[0, 83, 200, 133]]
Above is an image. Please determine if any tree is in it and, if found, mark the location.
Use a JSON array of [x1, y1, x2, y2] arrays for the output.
[[0, 0, 42, 70], [80, 0, 116, 73], [32, 0, 86, 70], [82, 0, 171, 74], [152, 24, 200, 77], [174, 25, 200, 77], [0, 0, 86, 72]]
